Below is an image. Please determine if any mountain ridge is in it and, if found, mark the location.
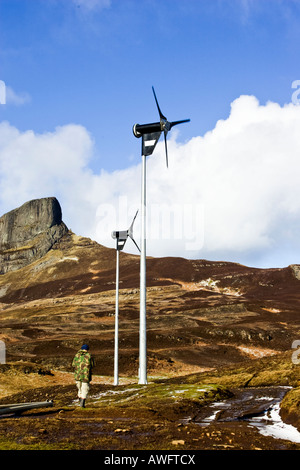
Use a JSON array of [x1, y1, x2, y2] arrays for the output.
[[0, 198, 299, 378]]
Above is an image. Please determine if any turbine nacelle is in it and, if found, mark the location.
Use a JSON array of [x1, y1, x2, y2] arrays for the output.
[[111, 210, 140, 252], [133, 87, 190, 166]]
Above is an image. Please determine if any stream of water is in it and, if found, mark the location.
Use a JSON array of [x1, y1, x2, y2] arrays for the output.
[[193, 386, 300, 444]]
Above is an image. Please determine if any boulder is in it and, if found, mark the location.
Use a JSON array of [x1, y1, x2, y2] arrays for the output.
[[0, 197, 68, 274]]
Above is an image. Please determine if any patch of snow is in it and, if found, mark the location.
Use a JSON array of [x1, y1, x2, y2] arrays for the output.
[[250, 403, 300, 444]]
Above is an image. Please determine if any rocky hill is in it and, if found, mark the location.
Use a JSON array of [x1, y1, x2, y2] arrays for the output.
[[0, 197, 300, 380], [0, 197, 68, 274]]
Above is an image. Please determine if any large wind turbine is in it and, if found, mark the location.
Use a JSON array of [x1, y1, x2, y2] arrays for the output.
[[111, 211, 140, 386], [133, 87, 190, 384]]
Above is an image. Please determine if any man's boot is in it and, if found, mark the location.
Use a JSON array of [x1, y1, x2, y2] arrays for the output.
[[80, 398, 86, 408]]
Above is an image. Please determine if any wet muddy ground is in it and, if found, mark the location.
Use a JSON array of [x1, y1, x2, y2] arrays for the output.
[[0, 383, 300, 451], [193, 386, 289, 424]]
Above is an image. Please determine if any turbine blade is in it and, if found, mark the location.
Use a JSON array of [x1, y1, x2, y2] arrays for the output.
[[170, 119, 190, 129], [129, 236, 141, 253], [128, 210, 138, 236], [152, 86, 167, 121], [131, 210, 138, 228], [164, 131, 169, 168], [128, 210, 140, 252]]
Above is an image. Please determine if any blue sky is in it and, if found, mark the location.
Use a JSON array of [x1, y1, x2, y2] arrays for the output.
[[1, 0, 298, 171], [1, 0, 300, 268]]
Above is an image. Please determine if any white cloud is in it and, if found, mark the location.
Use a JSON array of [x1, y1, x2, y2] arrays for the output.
[[5, 86, 31, 106], [1, 94, 300, 268]]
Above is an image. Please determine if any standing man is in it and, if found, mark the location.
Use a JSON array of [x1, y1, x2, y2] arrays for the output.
[[72, 344, 95, 408]]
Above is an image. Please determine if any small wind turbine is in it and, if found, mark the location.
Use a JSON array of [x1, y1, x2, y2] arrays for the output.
[[133, 87, 190, 384], [111, 211, 140, 386]]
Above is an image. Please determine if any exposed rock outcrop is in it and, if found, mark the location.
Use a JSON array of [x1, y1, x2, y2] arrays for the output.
[[290, 264, 300, 280], [0, 197, 68, 274]]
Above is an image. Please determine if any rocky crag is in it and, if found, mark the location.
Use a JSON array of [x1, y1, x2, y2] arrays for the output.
[[0, 197, 68, 274]]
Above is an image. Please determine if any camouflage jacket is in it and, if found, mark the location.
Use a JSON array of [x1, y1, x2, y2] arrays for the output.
[[72, 349, 95, 383]]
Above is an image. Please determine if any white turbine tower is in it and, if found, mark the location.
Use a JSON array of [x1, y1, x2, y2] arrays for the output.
[[111, 211, 140, 386], [133, 87, 190, 385]]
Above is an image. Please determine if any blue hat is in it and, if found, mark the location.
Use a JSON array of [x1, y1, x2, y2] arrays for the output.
[[81, 344, 89, 351]]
